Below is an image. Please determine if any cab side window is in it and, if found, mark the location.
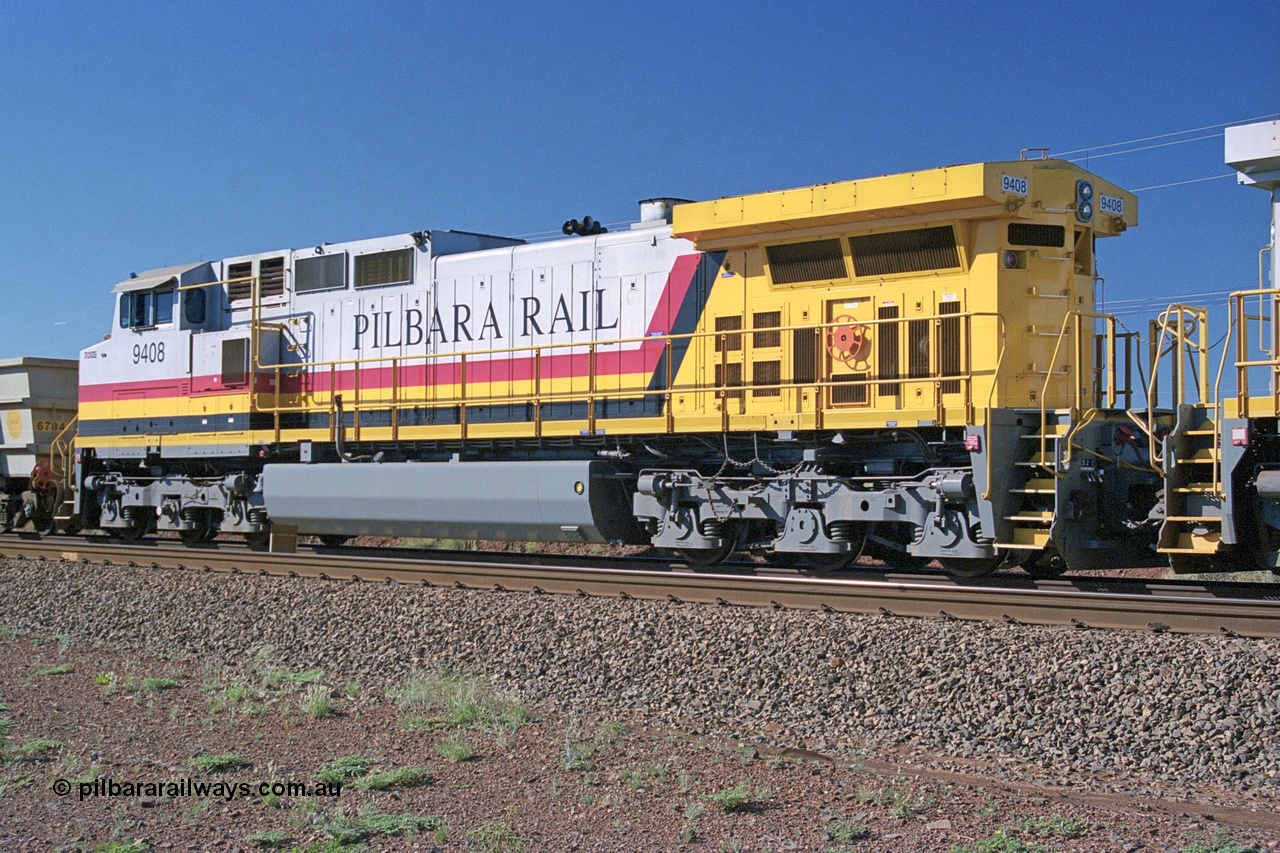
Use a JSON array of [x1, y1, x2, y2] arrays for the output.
[[119, 289, 175, 329], [184, 288, 207, 325]]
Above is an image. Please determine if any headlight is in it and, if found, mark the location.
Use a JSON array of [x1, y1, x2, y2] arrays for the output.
[[1075, 180, 1094, 223]]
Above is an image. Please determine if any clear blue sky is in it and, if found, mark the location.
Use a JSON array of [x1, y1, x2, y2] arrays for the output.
[[1, 1, 1276, 360]]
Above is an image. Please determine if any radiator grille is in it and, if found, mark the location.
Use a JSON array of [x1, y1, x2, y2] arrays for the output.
[[792, 328, 818, 385], [714, 316, 742, 352], [940, 301, 961, 394], [878, 305, 900, 396], [851, 226, 959, 277], [752, 360, 781, 397], [766, 239, 848, 284], [832, 373, 868, 405], [752, 311, 781, 348], [714, 362, 743, 400]]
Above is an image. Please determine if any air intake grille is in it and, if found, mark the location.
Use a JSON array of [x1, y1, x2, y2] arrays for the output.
[[259, 257, 285, 298], [226, 262, 253, 301], [766, 239, 848, 284], [850, 226, 959, 277], [1008, 223, 1065, 247]]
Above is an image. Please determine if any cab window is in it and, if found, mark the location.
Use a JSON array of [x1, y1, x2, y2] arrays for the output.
[[119, 289, 175, 329]]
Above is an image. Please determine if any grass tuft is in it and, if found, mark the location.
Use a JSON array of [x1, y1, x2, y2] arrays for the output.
[[243, 829, 292, 849], [300, 684, 337, 719], [34, 663, 74, 677], [141, 677, 181, 692], [436, 738, 477, 763], [11, 738, 63, 761], [391, 671, 527, 732], [321, 808, 447, 844], [316, 755, 375, 785], [189, 753, 251, 773], [350, 765, 432, 792], [704, 780, 769, 813]]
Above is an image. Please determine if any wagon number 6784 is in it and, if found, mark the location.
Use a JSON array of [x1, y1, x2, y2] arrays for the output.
[[133, 342, 165, 364]]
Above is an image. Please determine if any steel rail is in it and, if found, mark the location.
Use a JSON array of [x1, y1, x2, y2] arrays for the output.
[[2, 536, 1279, 639]]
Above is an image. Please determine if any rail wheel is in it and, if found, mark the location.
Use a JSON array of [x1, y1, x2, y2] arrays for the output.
[[109, 509, 150, 542], [940, 557, 1002, 579], [677, 540, 735, 568], [318, 534, 351, 548], [178, 511, 217, 546]]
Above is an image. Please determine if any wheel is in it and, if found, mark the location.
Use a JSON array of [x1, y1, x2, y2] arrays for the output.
[[940, 557, 1002, 579], [318, 534, 350, 548], [1021, 551, 1068, 579], [110, 512, 150, 542], [805, 551, 857, 571], [677, 541, 735, 568], [178, 511, 216, 546]]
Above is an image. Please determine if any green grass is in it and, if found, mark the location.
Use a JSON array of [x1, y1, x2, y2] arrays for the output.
[[10, 738, 63, 761], [321, 808, 448, 844], [856, 778, 919, 820], [391, 671, 527, 732], [1179, 827, 1262, 853], [596, 721, 628, 746], [34, 663, 74, 677], [141, 677, 181, 692], [316, 755, 375, 785], [350, 765, 432, 792], [826, 814, 870, 842], [704, 780, 769, 813], [189, 753, 251, 773], [465, 816, 525, 852], [1015, 815, 1085, 839], [243, 829, 292, 849], [436, 738, 476, 763], [300, 685, 337, 719]]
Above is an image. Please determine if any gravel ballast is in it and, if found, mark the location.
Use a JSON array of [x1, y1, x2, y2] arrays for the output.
[[2, 555, 1277, 809]]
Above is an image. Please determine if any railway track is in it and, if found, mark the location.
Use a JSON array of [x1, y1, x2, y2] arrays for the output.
[[3, 535, 1280, 639]]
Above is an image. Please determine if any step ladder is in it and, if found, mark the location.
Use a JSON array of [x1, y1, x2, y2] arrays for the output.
[[995, 413, 1070, 550], [1157, 406, 1223, 560]]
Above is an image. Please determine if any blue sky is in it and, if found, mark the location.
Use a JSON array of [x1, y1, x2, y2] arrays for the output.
[[1, 1, 1276, 361]]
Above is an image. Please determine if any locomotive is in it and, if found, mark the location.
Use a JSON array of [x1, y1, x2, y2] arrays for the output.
[[12, 133, 1280, 578]]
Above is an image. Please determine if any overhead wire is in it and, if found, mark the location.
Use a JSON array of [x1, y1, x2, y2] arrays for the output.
[[1052, 112, 1280, 158]]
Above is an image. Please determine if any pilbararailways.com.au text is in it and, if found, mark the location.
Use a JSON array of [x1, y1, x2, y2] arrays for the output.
[[56, 777, 342, 801]]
